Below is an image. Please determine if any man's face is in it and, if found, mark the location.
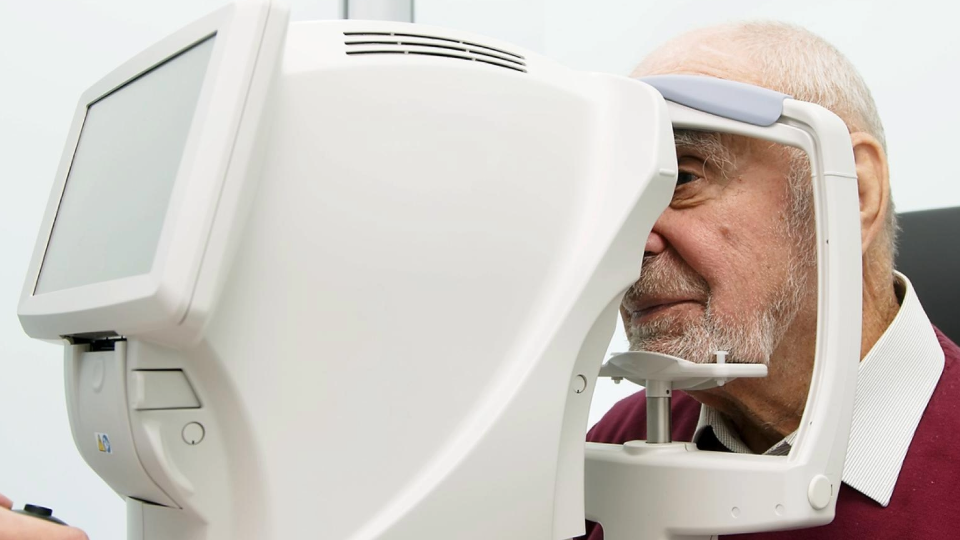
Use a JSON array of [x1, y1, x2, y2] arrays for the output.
[[621, 131, 816, 365]]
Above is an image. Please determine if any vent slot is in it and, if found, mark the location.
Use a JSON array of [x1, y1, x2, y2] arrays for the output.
[[344, 31, 527, 73]]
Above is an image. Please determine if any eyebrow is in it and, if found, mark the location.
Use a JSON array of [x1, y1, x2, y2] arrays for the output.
[[673, 129, 737, 177]]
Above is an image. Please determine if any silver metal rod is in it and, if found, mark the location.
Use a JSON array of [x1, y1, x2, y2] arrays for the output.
[[345, 0, 414, 22], [646, 396, 672, 443]]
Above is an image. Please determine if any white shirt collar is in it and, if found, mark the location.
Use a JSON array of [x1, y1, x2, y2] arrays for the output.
[[694, 272, 945, 507]]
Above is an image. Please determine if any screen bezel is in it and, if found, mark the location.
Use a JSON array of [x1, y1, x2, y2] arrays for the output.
[[18, 0, 278, 340], [33, 35, 218, 297]]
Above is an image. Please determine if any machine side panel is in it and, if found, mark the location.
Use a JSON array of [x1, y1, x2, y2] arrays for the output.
[[198, 34, 672, 538]]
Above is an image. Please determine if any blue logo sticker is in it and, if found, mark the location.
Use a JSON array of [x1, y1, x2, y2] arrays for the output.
[[95, 432, 112, 454]]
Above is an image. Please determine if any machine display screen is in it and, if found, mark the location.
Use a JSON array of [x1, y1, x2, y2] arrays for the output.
[[34, 36, 216, 295]]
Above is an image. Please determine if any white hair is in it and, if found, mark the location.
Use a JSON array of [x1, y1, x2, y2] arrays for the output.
[[727, 21, 887, 151]]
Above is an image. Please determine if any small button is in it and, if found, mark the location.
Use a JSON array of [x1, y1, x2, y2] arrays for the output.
[[807, 475, 832, 510], [15, 504, 66, 525], [182, 422, 205, 445], [23, 504, 52, 517]]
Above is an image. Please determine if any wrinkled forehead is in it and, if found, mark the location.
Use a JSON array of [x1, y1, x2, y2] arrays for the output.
[[673, 128, 798, 176], [674, 129, 729, 157], [673, 129, 754, 157]]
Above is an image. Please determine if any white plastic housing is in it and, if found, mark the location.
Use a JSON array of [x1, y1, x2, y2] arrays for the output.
[[20, 12, 679, 540]]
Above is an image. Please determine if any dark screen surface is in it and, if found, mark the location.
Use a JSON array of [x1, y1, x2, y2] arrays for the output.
[[894, 206, 960, 342]]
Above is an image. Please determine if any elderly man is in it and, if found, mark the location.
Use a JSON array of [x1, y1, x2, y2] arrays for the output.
[[583, 21, 960, 539]]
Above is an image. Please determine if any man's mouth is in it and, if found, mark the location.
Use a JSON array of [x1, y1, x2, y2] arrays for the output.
[[626, 298, 702, 325], [642, 300, 691, 315]]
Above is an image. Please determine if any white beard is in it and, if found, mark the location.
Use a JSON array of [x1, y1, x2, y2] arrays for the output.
[[626, 248, 810, 365]]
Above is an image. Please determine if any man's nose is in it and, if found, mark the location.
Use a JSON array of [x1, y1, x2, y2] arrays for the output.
[[645, 229, 667, 257]]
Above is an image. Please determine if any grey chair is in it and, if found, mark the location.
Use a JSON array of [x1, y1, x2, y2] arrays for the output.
[[894, 206, 960, 343]]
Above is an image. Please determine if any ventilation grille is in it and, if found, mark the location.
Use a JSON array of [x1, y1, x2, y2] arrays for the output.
[[344, 31, 527, 73]]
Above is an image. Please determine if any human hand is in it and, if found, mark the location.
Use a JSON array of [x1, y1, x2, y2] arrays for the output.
[[0, 493, 88, 540]]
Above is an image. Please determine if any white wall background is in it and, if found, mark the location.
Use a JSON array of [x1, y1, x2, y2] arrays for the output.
[[0, 1, 957, 538]]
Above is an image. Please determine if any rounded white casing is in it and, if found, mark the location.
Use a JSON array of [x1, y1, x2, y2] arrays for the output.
[[20, 12, 677, 540], [172, 19, 676, 539]]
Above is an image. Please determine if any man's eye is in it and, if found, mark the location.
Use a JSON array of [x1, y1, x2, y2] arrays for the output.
[[676, 171, 701, 186]]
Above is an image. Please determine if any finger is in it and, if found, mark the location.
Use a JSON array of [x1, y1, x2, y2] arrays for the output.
[[0, 493, 11, 510], [0, 508, 88, 540]]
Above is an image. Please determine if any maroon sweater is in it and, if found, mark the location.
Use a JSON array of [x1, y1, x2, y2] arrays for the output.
[[581, 328, 960, 539]]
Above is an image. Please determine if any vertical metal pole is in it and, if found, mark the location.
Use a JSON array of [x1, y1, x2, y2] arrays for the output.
[[645, 380, 672, 443], [345, 0, 414, 22]]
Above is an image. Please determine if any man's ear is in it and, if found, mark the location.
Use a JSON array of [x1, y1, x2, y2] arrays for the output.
[[850, 132, 890, 254]]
